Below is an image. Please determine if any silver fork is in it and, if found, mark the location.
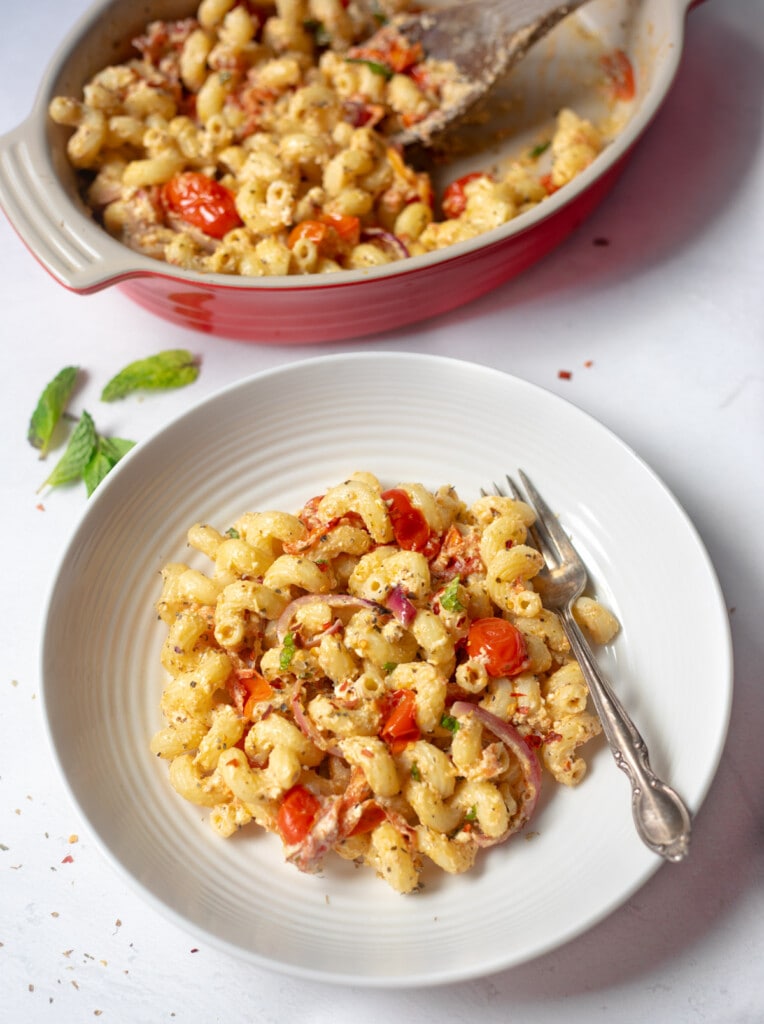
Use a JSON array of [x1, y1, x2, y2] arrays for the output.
[[497, 471, 692, 862]]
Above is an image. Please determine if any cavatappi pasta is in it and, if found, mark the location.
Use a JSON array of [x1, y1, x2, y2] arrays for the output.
[[151, 473, 619, 892], [48, 0, 617, 276]]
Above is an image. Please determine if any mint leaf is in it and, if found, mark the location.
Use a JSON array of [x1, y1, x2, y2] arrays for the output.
[[28, 366, 79, 456], [101, 349, 199, 401], [98, 435, 136, 462], [82, 434, 136, 496], [40, 410, 97, 491]]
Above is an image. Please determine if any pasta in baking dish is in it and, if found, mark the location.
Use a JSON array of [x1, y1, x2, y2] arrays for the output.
[[151, 473, 619, 892], [47, 0, 617, 276]]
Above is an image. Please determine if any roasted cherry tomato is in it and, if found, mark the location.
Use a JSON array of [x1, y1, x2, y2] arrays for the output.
[[467, 617, 529, 677], [287, 214, 361, 258], [442, 172, 491, 219], [381, 488, 430, 552], [277, 785, 321, 844], [380, 689, 420, 753], [226, 669, 274, 718], [349, 802, 387, 837], [162, 172, 242, 238]]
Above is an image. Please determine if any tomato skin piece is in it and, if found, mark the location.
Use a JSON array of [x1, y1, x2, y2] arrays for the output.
[[380, 689, 420, 753], [442, 172, 491, 219], [600, 48, 636, 101], [467, 617, 529, 677], [381, 488, 430, 552], [162, 172, 242, 238], [277, 785, 321, 844]]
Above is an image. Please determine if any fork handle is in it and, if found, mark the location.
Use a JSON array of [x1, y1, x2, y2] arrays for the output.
[[561, 607, 692, 862]]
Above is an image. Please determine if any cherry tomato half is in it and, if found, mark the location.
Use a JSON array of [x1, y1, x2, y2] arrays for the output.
[[162, 172, 242, 239], [442, 172, 491, 219], [380, 689, 420, 753], [349, 802, 387, 837], [226, 669, 273, 717], [287, 214, 361, 258], [467, 617, 529, 677], [381, 488, 430, 552], [277, 785, 321, 844]]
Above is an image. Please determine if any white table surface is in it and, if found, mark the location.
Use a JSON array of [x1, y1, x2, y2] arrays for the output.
[[2, 1, 762, 1021]]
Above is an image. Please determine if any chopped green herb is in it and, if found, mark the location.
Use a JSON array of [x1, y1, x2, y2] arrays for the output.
[[440, 577, 463, 612], [383, 662, 397, 674], [410, 762, 421, 781], [529, 140, 551, 159], [226, 527, 240, 539], [39, 411, 97, 491], [346, 57, 394, 79], [280, 632, 296, 671], [440, 713, 460, 734], [464, 805, 478, 822], [101, 349, 199, 401], [28, 366, 79, 457]]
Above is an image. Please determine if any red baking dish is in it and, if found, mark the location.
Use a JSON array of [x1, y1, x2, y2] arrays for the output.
[[0, 0, 696, 343]]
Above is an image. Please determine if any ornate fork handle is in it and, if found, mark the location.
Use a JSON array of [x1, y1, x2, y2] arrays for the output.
[[561, 606, 692, 862]]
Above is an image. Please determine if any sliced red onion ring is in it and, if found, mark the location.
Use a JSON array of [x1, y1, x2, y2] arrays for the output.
[[303, 617, 343, 648], [385, 584, 417, 626], [361, 226, 410, 259], [289, 692, 340, 755], [277, 593, 382, 640], [451, 701, 542, 842]]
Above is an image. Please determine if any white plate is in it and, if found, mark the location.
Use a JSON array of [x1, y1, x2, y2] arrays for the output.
[[41, 352, 732, 987]]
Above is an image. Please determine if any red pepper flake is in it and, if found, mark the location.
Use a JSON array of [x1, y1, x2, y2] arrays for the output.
[[584, 360, 594, 368], [36, 503, 45, 511], [558, 370, 572, 380], [190, 948, 199, 953], [61, 855, 74, 864]]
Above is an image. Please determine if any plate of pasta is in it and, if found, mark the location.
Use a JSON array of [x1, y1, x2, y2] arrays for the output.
[[41, 351, 732, 985]]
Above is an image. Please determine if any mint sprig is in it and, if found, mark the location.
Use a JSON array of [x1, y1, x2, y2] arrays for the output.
[[28, 366, 79, 456], [38, 412, 135, 495], [101, 349, 199, 401]]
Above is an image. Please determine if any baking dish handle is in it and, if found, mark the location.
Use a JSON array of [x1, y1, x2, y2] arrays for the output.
[[0, 118, 138, 293]]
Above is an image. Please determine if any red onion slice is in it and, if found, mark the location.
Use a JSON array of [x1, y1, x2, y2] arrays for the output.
[[277, 593, 382, 640], [451, 701, 542, 842], [361, 226, 410, 259], [385, 584, 417, 626], [302, 617, 343, 648], [289, 692, 340, 755]]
